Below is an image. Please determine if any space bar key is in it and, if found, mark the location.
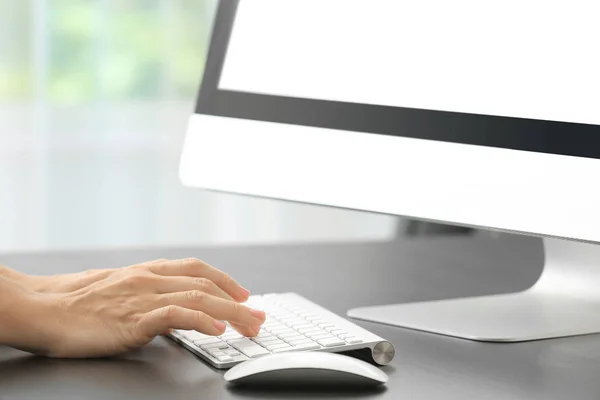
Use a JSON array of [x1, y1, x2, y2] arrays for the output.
[[239, 345, 270, 358]]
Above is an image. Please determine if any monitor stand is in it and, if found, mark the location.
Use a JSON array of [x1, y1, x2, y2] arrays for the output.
[[347, 237, 600, 342]]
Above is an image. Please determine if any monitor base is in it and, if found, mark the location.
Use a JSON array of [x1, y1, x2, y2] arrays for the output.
[[347, 237, 600, 342]]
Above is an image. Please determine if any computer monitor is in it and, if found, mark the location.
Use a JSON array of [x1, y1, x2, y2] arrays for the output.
[[180, 0, 600, 342]]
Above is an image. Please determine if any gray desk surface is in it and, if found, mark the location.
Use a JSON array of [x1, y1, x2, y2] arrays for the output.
[[1, 234, 599, 399]]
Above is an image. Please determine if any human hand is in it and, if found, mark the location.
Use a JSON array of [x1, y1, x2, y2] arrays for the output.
[[6, 258, 265, 358]]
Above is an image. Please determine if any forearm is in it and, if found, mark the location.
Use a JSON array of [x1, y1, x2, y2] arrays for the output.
[[0, 264, 29, 284], [0, 275, 60, 354], [0, 274, 29, 345]]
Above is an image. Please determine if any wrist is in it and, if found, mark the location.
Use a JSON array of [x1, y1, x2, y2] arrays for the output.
[[0, 277, 28, 344], [0, 281, 63, 355]]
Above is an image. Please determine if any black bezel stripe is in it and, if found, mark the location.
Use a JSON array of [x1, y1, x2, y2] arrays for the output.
[[196, 0, 600, 160]]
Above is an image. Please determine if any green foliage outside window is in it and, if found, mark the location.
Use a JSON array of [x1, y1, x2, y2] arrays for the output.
[[0, 0, 215, 103]]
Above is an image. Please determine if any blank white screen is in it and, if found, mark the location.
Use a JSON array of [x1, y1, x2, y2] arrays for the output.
[[220, 0, 600, 126]]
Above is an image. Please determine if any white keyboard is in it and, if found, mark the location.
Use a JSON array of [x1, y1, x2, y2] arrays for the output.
[[169, 292, 395, 369]]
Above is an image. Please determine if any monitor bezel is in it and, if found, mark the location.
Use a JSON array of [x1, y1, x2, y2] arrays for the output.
[[196, 0, 600, 160]]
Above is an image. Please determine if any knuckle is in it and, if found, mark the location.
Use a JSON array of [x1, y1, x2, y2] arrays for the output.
[[122, 273, 147, 288], [222, 274, 235, 288], [184, 257, 200, 266], [129, 264, 151, 274], [162, 305, 179, 322], [195, 278, 213, 291], [122, 271, 156, 288], [231, 301, 243, 315], [187, 290, 206, 303]]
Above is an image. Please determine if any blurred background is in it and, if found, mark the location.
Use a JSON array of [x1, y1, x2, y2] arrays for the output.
[[0, 0, 396, 253]]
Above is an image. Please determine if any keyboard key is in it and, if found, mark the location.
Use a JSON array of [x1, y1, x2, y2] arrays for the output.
[[264, 320, 284, 325], [305, 330, 329, 338], [227, 337, 250, 343], [311, 319, 328, 325], [317, 338, 345, 347], [271, 313, 295, 319], [263, 322, 284, 329], [216, 355, 234, 362], [180, 330, 209, 341], [338, 333, 353, 339], [298, 327, 321, 334], [330, 329, 348, 336], [269, 328, 295, 335], [281, 335, 307, 343], [290, 323, 314, 330], [209, 350, 225, 357], [310, 333, 334, 340], [298, 313, 316, 318], [345, 337, 363, 344], [269, 328, 295, 334], [220, 332, 243, 340], [240, 345, 271, 358], [252, 338, 277, 346], [193, 338, 222, 346], [276, 331, 302, 339], [253, 335, 279, 342], [304, 316, 322, 322], [291, 343, 320, 351], [201, 343, 229, 352], [264, 326, 287, 333], [272, 346, 297, 353], [201, 340, 228, 348], [265, 343, 292, 351], [280, 317, 303, 323], [289, 339, 315, 346], [229, 339, 256, 348], [256, 332, 275, 339], [269, 308, 285, 315], [318, 323, 336, 329], [255, 338, 285, 346]]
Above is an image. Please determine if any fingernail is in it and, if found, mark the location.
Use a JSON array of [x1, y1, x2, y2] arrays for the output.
[[213, 320, 227, 332], [249, 308, 266, 320], [238, 286, 250, 299]]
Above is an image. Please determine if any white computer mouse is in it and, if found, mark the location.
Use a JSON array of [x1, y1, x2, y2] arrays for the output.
[[223, 352, 388, 386]]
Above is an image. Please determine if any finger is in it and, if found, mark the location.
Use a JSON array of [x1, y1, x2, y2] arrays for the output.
[[148, 258, 250, 302], [158, 291, 265, 327], [153, 276, 234, 301], [137, 306, 227, 338], [230, 322, 262, 338]]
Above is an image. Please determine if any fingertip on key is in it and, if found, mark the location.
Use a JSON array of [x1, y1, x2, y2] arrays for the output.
[[249, 308, 266, 321], [213, 320, 227, 333], [238, 286, 250, 300]]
